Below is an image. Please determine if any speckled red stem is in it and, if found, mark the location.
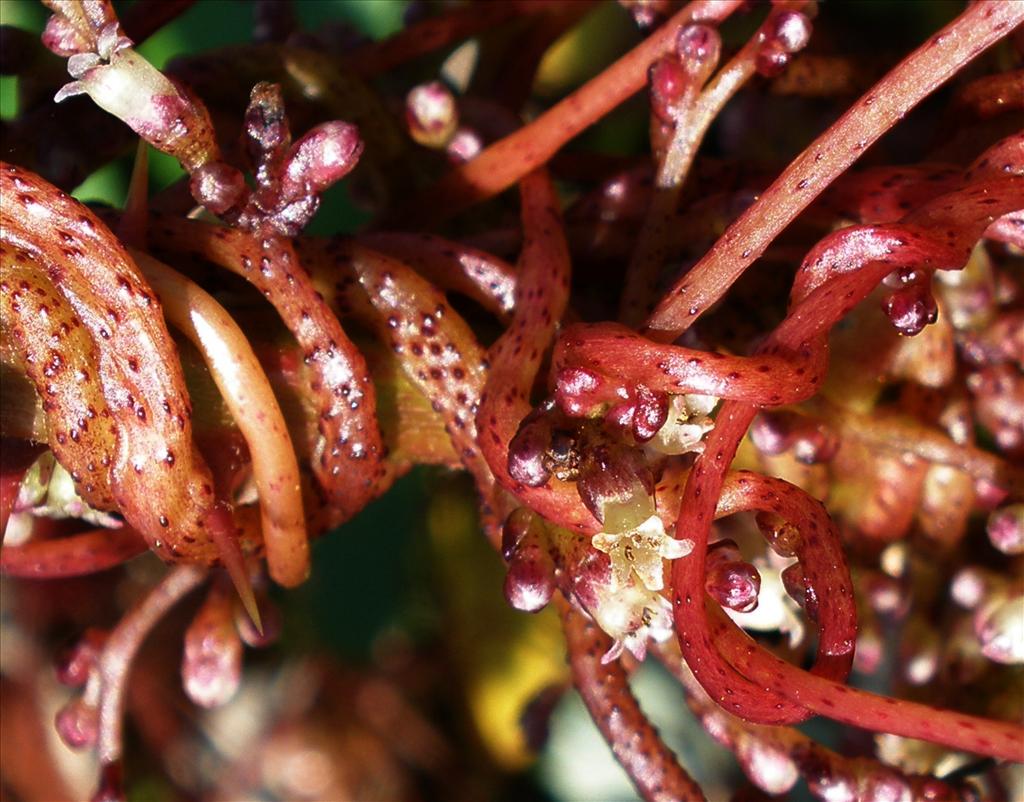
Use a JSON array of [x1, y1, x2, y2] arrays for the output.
[[560, 597, 707, 802]]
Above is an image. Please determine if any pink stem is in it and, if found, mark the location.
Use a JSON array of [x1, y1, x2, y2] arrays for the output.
[[560, 597, 707, 802]]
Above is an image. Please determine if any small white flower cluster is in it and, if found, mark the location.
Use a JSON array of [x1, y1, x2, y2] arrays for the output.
[[583, 392, 719, 662]]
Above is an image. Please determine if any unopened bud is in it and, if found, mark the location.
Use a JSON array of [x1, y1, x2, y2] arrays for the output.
[[781, 563, 818, 621], [675, 23, 721, 69], [736, 735, 799, 795], [55, 628, 108, 687], [55, 697, 99, 749], [502, 507, 534, 561], [406, 81, 458, 149], [755, 512, 802, 558], [190, 161, 247, 215], [182, 586, 243, 708], [706, 540, 761, 613], [755, 42, 790, 78], [987, 504, 1024, 555], [883, 283, 938, 337], [771, 12, 812, 54], [504, 520, 556, 613], [283, 120, 363, 195], [446, 127, 482, 163], [975, 589, 1024, 664]]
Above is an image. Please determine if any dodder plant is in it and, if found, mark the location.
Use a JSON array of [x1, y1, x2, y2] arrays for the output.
[[1, 1, 1022, 800]]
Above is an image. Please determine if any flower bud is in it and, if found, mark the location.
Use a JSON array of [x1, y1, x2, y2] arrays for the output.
[[950, 566, 993, 609], [282, 120, 363, 196], [406, 81, 458, 149], [649, 57, 691, 123], [987, 504, 1024, 555], [750, 411, 797, 456], [781, 562, 818, 621], [860, 769, 912, 802], [900, 621, 940, 685], [755, 42, 790, 78], [736, 734, 799, 795], [508, 405, 558, 487], [182, 585, 243, 708], [706, 540, 761, 613], [504, 517, 556, 613], [55, 628, 108, 687], [190, 161, 248, 215], [446, 127, 483, 163], [771, 12, 812, 54], [55, 697, 99, 749], [975, 588, 1024, 664], [882, 283, 938, 337], [502, 507, 534, 561], [675, 23, 721, 69]]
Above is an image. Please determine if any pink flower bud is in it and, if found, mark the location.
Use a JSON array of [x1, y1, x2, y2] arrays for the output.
[[975, 589, 1024, 664], [755, 42, 790, 78], [508, 406, 558, 487], [405, 81, 458, 149], [632, 386, 669, 442], [504, 526, 556, 613], [882, 283, 938, 336], [55, 628, 108, 687], [182, 586, 243, 708], [55, 697, 99, 749], [771, 12, 812, 54], [190, 161, 248, 215], [649, 57, 691, 123], [675, 24, 721, 79], [987, 504, 1024, 555], [282, 121, 363, 195], [736, 735, 799, 795], [750, 411, 797, 456], [502, 507, 534, 561], [706, 540, 761, 612], [781, 563, 818, 621], [446, 127, 483, 163]]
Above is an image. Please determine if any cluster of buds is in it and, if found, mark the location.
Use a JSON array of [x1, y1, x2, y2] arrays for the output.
[[43, 2, 363, 237], [191, 82, 363, 236], [404, 80, 485, 163], [648, 23, 722, 126]]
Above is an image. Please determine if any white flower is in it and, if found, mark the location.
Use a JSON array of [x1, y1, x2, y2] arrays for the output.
[[645, 393, 718, 456], [592, 513, 692, 592], [589, 577, 675, 664]]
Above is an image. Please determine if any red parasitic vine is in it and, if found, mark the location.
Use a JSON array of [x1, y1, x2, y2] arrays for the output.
[[1, 1, 1023, 800]]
